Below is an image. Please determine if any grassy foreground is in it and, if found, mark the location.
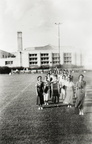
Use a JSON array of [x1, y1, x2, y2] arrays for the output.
[[0, 72, 92, 144]]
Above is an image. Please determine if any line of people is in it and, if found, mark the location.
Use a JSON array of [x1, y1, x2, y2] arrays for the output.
[[35, 70, 86, 115]]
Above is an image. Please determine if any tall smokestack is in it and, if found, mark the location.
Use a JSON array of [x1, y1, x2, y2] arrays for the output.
[[17, 31, 23, 51]]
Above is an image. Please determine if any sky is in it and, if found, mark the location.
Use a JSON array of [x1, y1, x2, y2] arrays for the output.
[[0, 0, 92, 68]]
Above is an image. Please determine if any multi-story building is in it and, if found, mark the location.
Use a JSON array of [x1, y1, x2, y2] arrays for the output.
[[0, 32, 83, 68]]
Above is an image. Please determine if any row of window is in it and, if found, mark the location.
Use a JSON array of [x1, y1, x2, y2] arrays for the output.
[[53, 61, 59, 64], [29, 62, 37, 64], [29, 58, 37, 60], [29, 53, 71, 56], [29, 57, 61, 61], [64, 61, 71, 64], [29, 53, 60, 58], [29, 61, 71, 65], [41, 61, 49, 64], [52, 57, 59, 60], [41, 53, 48, 56], [29, 54, 37, 57], [64, 57, 71, 60], [5, 61, 13, 65], [63, 53, 71, 64], [52, 53, 59, 56], [2, 55, 15, 58], [28, 53, 72, 65], [64, 53, 71, 56], [41, 58, 49, 60]]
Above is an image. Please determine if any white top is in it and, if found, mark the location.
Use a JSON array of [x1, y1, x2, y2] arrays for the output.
[[66, 81, 74, 90], [59, 75, 63, 83]]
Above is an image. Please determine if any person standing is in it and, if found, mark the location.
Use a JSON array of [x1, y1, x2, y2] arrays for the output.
[[59, 75, 67, 101], [35, 76, 44, 110], [43, 76, 49, 105], [51, 75, 60, 104], [47, 73, 52, 98], [63, 76, 75, 107], [75, 74, 86, 115]]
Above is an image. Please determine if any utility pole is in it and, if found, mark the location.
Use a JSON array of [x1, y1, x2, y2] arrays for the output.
[[55, 23, 61, 65]]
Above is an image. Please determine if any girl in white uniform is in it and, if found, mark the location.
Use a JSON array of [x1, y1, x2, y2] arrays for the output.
[[59, 75, 67, 101], [64, 76, 75, 107]]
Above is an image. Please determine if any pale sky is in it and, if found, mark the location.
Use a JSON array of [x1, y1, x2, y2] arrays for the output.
[[0, 0, 92, 68]]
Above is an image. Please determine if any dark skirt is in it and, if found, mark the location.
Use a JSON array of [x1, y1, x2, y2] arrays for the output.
[[53, 89, 59, 97], [37, 93, 44, 105], [52, 90, 59, 103]]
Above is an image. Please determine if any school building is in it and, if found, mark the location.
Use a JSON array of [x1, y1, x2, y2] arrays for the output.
[[0, 32, 83, 69]]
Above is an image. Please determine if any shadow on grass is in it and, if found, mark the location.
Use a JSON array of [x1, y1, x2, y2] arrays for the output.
[[43, 102, 75, 109]]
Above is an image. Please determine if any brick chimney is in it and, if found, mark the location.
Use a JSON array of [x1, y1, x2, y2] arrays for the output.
[[17, 31, 23, 52]]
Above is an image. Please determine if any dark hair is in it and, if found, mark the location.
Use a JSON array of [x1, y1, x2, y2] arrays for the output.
[[37, 76, 42, 80], [68, 76, 72, 81], [54, 74, 57, 77], [47, 73, 50, 75], [62, 75, 66, 78], [78, 74, 84, 79]]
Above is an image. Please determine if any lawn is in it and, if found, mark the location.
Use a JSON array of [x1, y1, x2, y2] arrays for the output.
[[0, 72, 92, 144]]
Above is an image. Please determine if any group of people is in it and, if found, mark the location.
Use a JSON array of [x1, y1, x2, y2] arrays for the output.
[[35, 69, 86, 115]]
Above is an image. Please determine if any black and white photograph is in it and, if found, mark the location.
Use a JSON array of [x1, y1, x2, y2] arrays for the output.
[[0, 0, 92, 143]]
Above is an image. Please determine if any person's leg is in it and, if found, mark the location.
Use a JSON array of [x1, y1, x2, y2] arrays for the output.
[[57, 95, 59, 103], [40, 93, 44, 109], [45, 93, 48, 105], [79, 109, 82, 115], [47, 93, 49, 105], [54, 96, 56, 103], [38, 105, 41, 110], [63, 89, 66, 102], [40, 104, 43, 110], [50, 87, 52, 98], [78, 98, 84, 115], [44, 94, 46, 105], [80, 104, 84, 115], [62, 89, 64, 100], [69, 104, 71, 108], [68, 104, 70, 107]]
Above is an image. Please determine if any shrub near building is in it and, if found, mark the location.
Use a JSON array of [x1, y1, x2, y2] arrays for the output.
[[0, 66, 11, 74]]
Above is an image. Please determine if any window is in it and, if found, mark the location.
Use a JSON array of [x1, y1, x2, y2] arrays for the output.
[[41, 61, 49, 65], [29, 58, 37, 60], [41, 57, 49, 60], [29, 54, 37, 57], [41, 53, 48, 57], [63, 53, 72, 64], [5, 61, 13, 65], [52, 53, 59, 64], [29, 53, 38, 66], [29, 62, 37, 65], [52, 53, 59, 57]]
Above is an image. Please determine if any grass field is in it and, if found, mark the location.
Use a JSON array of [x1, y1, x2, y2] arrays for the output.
[[0, 72, 90, 111], [0, 72, 92, 144]]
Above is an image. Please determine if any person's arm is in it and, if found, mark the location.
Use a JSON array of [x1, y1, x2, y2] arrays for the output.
[[35, 84, 38, 96], [58, 82, 61, 92], [84, 81, 87, 97], [58, 82, 60, 94], [75, 82, 78, 98], [72, 83, 75, 97], [51, 83, 53, 96]]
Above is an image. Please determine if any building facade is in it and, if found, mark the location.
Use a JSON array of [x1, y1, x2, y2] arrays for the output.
[[0, 32, 83, 68], [0, 45, 83, 68]]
